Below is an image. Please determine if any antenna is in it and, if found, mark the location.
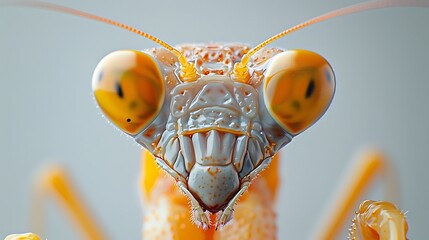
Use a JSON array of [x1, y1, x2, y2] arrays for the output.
[[4, 0, 199, 82], [233, 0, 429, 82]]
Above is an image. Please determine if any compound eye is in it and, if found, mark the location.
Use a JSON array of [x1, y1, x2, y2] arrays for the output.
[[263, 50, 335, 135], [92, 50, 164, 135]]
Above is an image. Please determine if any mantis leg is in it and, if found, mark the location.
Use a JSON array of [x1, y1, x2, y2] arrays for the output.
[[31, 166, 107, 240], [313, 150, 403, 239]]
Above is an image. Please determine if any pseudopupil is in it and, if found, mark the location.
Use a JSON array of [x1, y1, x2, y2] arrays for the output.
[[116, 82, 124, 98], [305, 80, 315, 98]]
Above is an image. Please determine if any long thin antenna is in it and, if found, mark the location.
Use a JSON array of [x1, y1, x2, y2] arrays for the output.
[[233, 0, 429, 82], [3, 0, 199, 81]]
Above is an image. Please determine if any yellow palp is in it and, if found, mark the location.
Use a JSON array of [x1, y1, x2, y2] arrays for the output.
[[92, 50, 164, 135], [263, 50, 335, 134], [4, 233, 40, 240], [350, 200, 408, 240]]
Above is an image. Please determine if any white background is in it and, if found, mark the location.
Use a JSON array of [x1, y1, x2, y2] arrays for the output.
[[1, 0, 428, 239]]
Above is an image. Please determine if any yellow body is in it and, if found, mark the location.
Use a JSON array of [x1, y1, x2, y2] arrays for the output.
[[141, 150, 280, 239]]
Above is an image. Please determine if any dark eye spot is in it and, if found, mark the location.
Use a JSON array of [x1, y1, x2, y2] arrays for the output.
[[325, 69, 332, 82], [292, 100, 301, 111], [116, 82, 124, 98], [129, 101, 138, 109], [98, 71, 104, 82], [126, 118, 131, 122], [305, 80, 315, 99]]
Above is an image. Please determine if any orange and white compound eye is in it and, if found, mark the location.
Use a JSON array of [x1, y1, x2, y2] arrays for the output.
[[263, 50, 335, 135], [92, 50, 165, 135]]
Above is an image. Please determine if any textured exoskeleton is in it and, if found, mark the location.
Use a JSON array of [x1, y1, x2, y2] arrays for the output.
[[92, 43, 335, 227]]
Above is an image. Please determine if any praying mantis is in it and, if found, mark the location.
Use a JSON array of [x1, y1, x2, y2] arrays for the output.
[[1, 0, 429, 239]]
